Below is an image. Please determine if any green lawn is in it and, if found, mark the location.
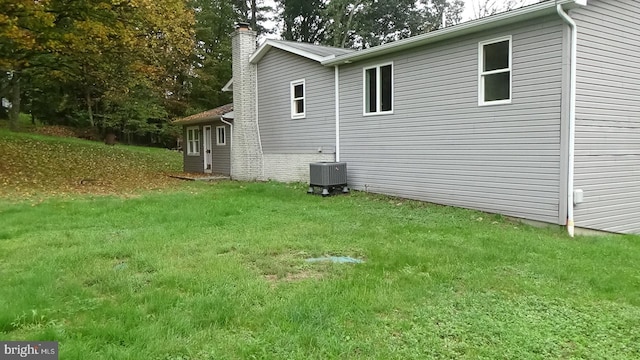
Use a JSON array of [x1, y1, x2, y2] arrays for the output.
[[1, 181, 639, 359]]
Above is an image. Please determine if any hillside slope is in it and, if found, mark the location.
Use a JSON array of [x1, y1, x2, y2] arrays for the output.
[[0, 130, 183, 198]]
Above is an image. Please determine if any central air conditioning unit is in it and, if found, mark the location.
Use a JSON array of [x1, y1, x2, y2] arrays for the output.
[[308, 162, 349, 196]]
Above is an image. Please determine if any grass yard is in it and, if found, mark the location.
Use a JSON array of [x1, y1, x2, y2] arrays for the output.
[[1, 179, 640, 359]]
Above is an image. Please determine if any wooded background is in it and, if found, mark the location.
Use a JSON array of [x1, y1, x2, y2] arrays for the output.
[[0, 0, 531, 146]]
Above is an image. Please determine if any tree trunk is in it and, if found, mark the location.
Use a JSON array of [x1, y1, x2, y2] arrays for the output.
[[340, 8, 356, 48], [250, 0, 257, 30], [83, 65, 95, 127], [85, 88, 94, 127], [8, 72, 21, 131]]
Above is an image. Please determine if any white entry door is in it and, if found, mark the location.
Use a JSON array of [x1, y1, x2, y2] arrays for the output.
[[203, 125, 213, 173]]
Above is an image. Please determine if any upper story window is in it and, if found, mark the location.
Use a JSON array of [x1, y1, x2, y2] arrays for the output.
[[186, 126, 200, 156], [364, 63, 393, 115], [290, 79, 305, 119], [479, 36, 512, 106], [216, 126, 226, 146]]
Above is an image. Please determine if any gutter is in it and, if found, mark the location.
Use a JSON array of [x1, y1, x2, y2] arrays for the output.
[[556, 1, 585, 237]]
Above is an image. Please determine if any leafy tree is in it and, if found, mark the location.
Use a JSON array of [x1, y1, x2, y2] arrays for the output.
[[0, 0, 55, 129], [100, 79, 168, 143], [343, 0, 423, 48], [185, 0, 235, 114], [279, 0, 327, 44], [470, 0, 540, 19], [417, 0, 465, 32], [233, 0, 274, 35], [278, 0, 464, 49], [11, 0, 196, 143]]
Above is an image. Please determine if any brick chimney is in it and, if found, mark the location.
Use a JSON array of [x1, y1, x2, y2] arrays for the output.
[[230, 22, 263, 180]]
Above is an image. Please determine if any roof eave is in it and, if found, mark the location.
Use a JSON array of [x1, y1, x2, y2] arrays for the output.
[[173, 115, 223, 126], [250, 39, 327, 64], [221, 78, 233, 92], [321, 0, 585, 66]]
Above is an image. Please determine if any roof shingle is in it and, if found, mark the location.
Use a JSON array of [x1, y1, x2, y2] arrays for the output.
[[173, 103, 233, 125]]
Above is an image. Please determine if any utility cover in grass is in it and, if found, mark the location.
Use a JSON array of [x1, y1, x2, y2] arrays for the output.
[[113, 262, 128, 271], [305, 256, 364, 264]]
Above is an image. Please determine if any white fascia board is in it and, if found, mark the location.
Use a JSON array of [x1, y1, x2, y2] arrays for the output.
[[221, 78, 233, 92], [322, 0, 585, 66], [250, 40, 331, 64]]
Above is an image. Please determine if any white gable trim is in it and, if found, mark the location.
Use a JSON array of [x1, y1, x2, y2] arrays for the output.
[[221, 78, 233, 92], [249, 39, 338, 64]]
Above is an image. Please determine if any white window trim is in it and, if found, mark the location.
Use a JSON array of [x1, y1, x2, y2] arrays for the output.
[[290, 79, 306, 119], [363, 62, 394, 116], [186, 126, 200, 156], [216, 125, 226, 146], [478, 35, 512, 106]]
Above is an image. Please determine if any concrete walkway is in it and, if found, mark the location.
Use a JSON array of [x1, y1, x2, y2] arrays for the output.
[[169, 174, 230, 182]]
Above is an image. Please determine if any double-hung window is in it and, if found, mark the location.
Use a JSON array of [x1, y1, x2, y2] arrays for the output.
[[479, 36, 512, 105], [216, 126, 226, 146], [364, 63, 393, 115], [186, 127, 200, 156], [291, 79, 305, 119]]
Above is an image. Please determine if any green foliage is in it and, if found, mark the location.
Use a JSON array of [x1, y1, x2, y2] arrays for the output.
[[0, 0, 55, 70], [279, 0, 465, 49], [0, 181, 639, 358], [280, 0, 327, 43], [1, 0, 195, 142], [233, 0, 275, 35], [184, 0, 235, 114], [101, 83, 168, 133]]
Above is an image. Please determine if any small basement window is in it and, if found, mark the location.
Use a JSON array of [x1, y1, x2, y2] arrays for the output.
[[364, 63, 393, 115], [291, 79, 305, 119], [479, 36, 512, 105], [216, 126, 226, 146], [186, 126, 200, 156]]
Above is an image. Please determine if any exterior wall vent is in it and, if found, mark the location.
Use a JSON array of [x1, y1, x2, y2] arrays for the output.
[[308, 162, 349, 196]]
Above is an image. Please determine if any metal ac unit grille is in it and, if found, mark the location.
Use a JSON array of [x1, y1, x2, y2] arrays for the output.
[[310, 162, 347, 186]]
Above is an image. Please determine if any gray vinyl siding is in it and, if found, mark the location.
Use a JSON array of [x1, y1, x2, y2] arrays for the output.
[[571, 0, 640, 234], [212, 121, 231, 175], [182, 121, 231, 175], [257, 49, 336, 154], [338, 16, 565, 224], [183, 125, 203, 173]]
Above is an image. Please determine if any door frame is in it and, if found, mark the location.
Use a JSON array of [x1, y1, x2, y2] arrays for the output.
[[203, 125, 213, 173]]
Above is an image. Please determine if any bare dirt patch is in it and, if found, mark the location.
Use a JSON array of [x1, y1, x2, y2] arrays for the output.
[[246, 251, 330, 285], [263, 270, 325, 284]]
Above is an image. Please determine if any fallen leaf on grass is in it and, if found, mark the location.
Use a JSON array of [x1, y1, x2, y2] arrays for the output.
[[0, 131, 183, 200]]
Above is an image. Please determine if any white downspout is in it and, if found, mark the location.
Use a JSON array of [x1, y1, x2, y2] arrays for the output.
[[221, 117, 233, 177], [255, 66, 265, 179], [334, 65, 340, 162], [557, 3, 578, 237]]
